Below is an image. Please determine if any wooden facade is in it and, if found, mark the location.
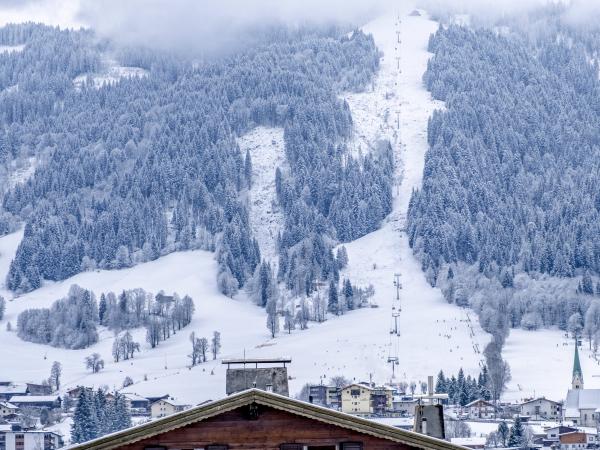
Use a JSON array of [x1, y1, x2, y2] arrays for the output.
[[69, 389, 466, 450], [120, 406, 412, 450]]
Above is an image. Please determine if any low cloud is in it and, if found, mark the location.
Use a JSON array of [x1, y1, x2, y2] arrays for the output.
[[77, 0, 392, 55]]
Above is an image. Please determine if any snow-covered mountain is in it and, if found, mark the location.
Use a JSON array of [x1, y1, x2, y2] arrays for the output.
[[0, 6, 584, 416]]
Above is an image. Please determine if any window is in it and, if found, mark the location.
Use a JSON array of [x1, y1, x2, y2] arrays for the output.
[[341, 443, 363, 450], [15, 434, 24, 450], [206, 446, 229, 450], [280, 445, 303, 450], [350, 389, 361, 396]]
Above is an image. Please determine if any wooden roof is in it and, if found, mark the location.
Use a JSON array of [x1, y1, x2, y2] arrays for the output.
[[67, 389, 467, 450]]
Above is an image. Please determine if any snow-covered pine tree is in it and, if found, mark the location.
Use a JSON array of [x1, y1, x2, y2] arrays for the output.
[[71, 388, 98, 443]]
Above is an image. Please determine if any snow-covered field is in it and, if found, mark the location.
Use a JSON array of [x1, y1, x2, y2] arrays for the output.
[[503, 328, 597, 402], [73, 56, 148, 90], [237, 127, 285, 265], [0, 44, 24, 54], [0, 230, 268, 401]]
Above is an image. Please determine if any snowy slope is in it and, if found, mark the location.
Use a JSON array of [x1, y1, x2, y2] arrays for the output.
[[339, 8, 488, 385], [0, 231, 267, 400], [503, 329, 597, 402], [0, 9, 489, 407], [0, 6, 578, 414], [237, 127, 285, 265]]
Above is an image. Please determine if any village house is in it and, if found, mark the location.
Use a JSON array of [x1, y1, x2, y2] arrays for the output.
[[67, 388, 465, 450], [463, 399, 495, 419], [546, 426, 578, 442], [308, 385, 341, 410], [559, 431, 589, 450], [341, 383, 372, 415], [520, 397, 562, 420], [66, 387, 85, 401], [8, 395, 61, 410], [0, 402, 18, 417], [393, 395, 419, 416], [341, 383, 394, 416], [122, 393, 150, 416], [24, 384, 52, 396], [150, 398, 190, 418], [0, 428, 62, 450], [0, 385, 28, 402]]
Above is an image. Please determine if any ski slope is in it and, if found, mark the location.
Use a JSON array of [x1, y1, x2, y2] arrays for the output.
[[340, 8, 488, 385]]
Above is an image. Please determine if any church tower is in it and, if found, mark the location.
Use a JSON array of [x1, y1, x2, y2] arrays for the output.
[[573, 341, 584, 390]]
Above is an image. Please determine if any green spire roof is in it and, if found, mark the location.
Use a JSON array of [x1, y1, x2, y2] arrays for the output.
[[573, 343, 583, 379]]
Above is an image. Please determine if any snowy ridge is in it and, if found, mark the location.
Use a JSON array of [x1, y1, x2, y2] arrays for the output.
[[237, 127, 285, 265]]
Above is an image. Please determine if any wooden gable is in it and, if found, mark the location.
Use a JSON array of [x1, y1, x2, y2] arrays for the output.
[[68, 389, 467, 450], [118, 404, 411, 450]]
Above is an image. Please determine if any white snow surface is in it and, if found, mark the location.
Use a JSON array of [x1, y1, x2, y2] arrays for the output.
[[0, 44, 24, 54], [73, 56, 148, 90], [338, 7, 488, 384], [503, 328, 600, 402], [237, 127, 285, 265]]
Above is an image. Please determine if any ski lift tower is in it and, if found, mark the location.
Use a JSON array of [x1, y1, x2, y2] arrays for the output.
[[387, 273, 403, 379], [391, 272, 402, 335]]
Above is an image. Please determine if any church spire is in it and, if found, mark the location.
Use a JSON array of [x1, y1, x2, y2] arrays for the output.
[[573, 341, 584, 390]]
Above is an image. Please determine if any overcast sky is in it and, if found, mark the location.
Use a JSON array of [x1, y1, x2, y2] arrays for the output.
[[0, 0, 598, 53]]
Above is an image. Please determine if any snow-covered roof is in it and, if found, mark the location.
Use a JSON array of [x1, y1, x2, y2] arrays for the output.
[[565, 389, 600, 418], [0, 401, 18, 409], [9, 395, 59, 403], [151, 397, 189, 407], [521, 397, 560, 406], [465, 399, 494, 408], [122, 393, 149, 403], [450, 437, 486, 446], [0, 384, 27, 395]]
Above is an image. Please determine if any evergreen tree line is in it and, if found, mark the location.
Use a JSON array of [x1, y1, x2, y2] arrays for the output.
[[17, 284, 193, 349], [407, 18, 600, 333], [435, 366, 491, 406], [0, 23, 390, 302], [70, 388, 131, 444]]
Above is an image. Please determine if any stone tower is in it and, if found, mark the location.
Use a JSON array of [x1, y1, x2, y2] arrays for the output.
[[572, 341, 584, 390], [223, 358, 291, 397]]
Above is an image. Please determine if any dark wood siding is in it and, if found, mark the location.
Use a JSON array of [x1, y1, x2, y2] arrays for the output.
[[117, 405, 415, 450]]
